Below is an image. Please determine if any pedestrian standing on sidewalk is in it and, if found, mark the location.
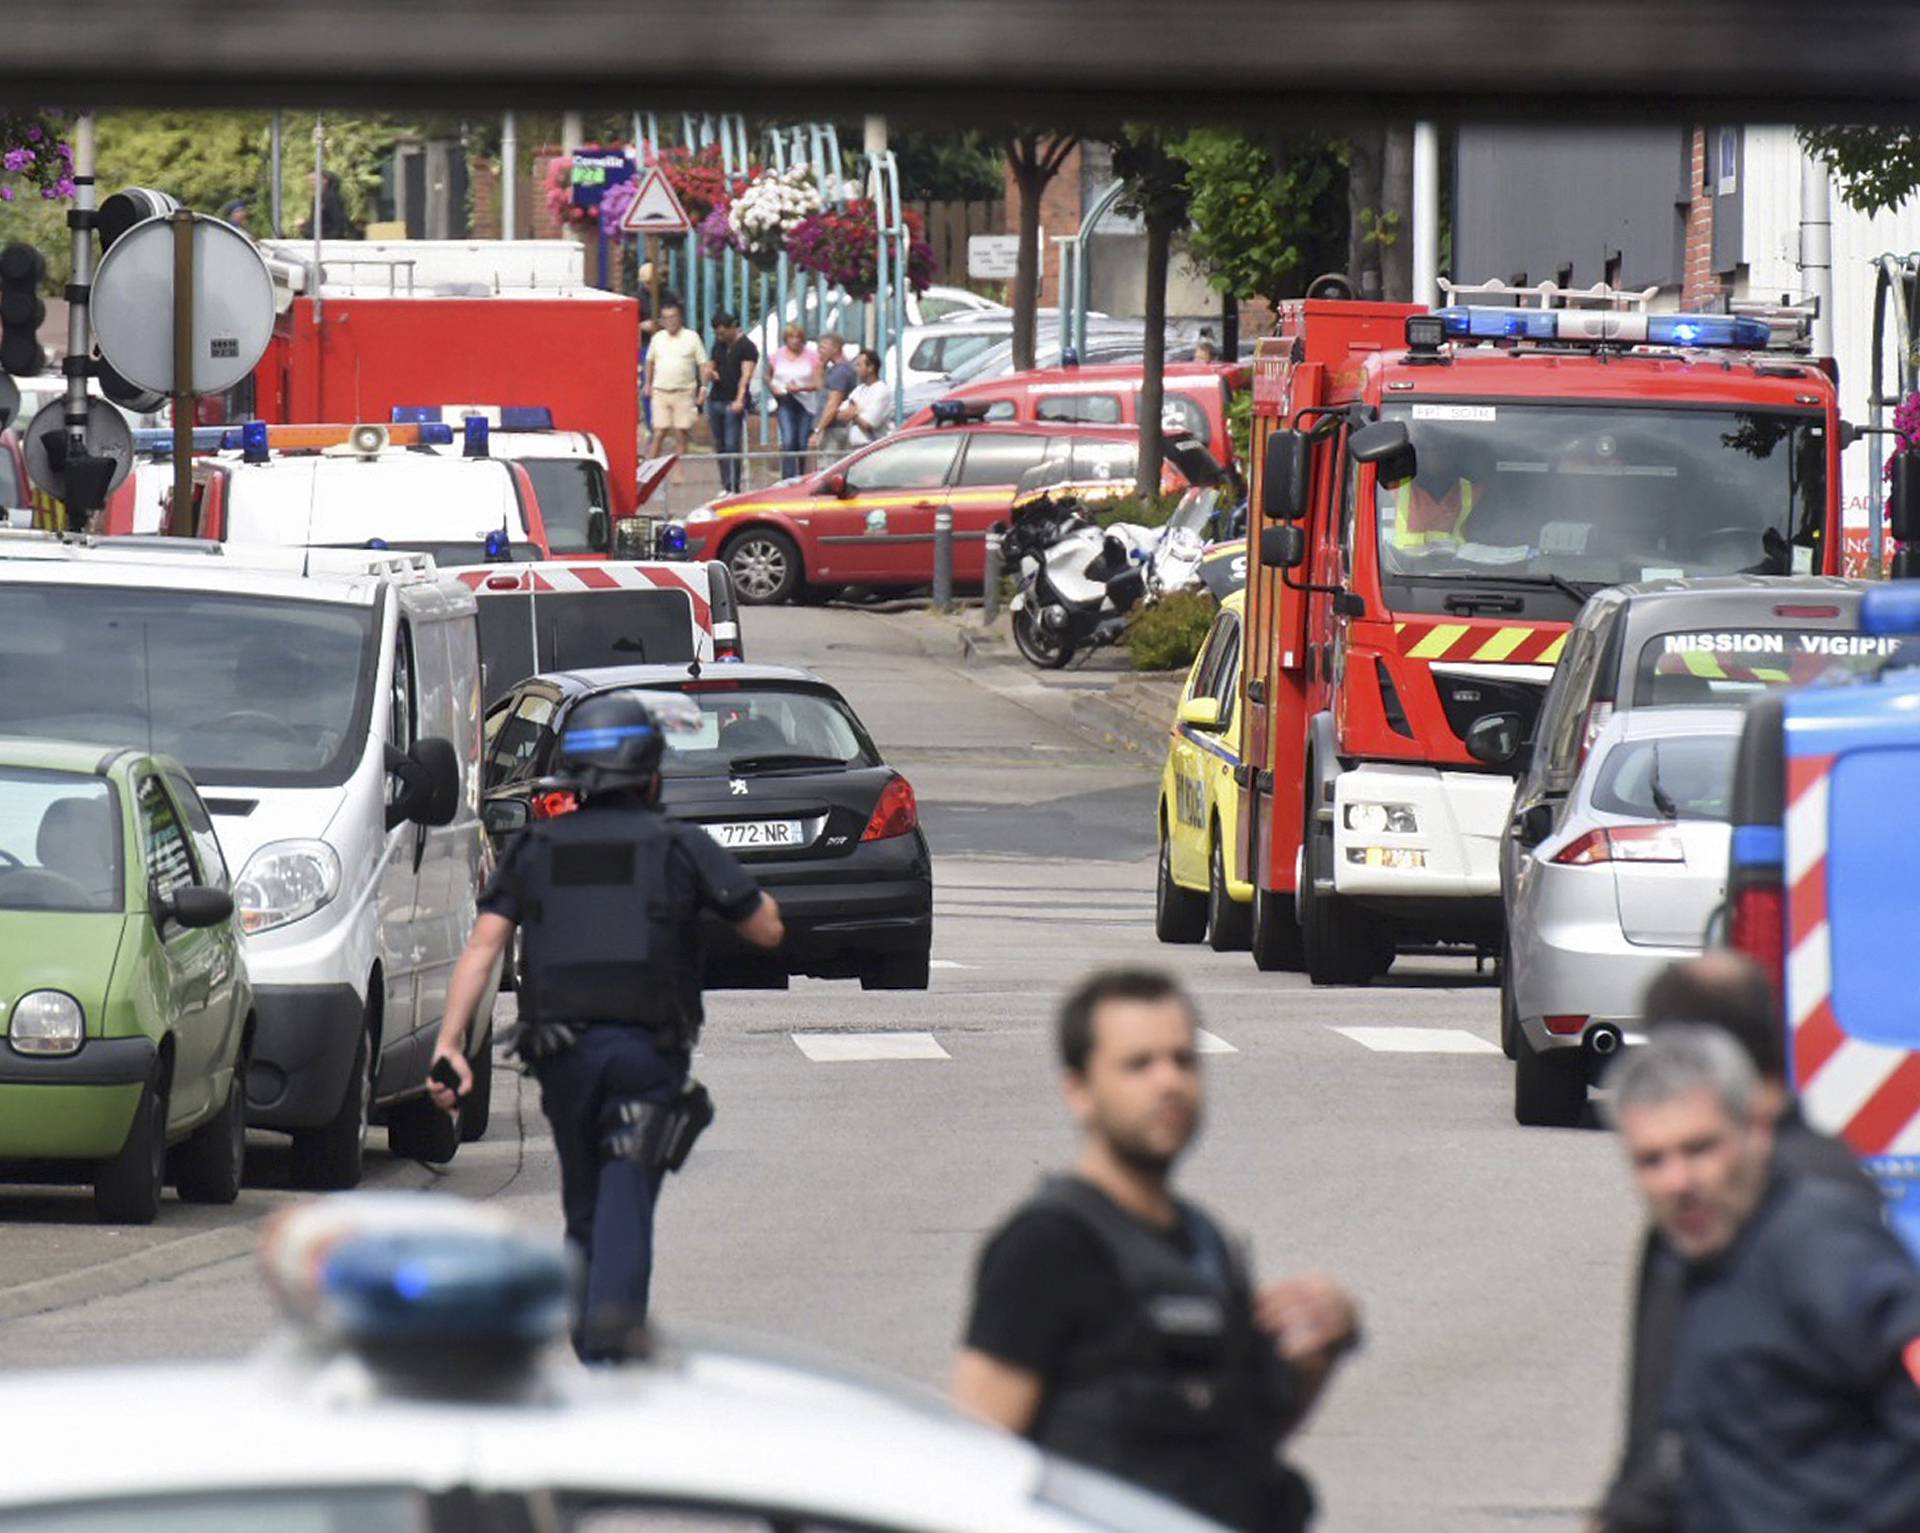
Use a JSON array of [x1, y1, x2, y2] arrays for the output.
[[426, 693, 784, 1360], [701, 311, 758, 495], [767, 324, 821, 479], [1606, 1027, 1920, 1533], [646, 303, 708, 460], [955, 968, 1359, 1532], [845, 349, 893, 446], [809, 332, 858, 459]]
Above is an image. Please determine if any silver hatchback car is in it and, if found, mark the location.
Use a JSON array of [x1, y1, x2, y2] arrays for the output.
[[1505, 706, 1743, 1126]]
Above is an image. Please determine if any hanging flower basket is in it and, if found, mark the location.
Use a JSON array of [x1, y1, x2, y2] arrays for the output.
[[730, 166, 823, 267], [786, 201, 937, 298], [0, 111, 73, 204], [648, 145, 755, 223]]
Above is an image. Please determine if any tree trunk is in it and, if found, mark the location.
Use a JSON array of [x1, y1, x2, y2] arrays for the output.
[[1222, 287, 1239, 362], [1346, 125, 1385, 299], [1137, 208, 1172, 499], [1012, 157, 1042, 372], [1380, 124, 1415, 303]]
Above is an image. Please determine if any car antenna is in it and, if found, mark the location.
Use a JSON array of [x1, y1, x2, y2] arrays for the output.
[[687, 656, 703, 680]]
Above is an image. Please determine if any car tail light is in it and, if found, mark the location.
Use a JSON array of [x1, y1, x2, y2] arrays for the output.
[[1774, 604, 1840, 619], [683, 679, 742, 692], [1576, 699, 1614, 765], [1543, 1014, 1588, 1036], [532, 790, 578, 820], [862, 776, 918, 841], [1730, 883, 1786, 995], [1552, 825, 1686, 865]]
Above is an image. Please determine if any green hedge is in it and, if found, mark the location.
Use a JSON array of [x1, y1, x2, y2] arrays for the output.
[[1124, 589, 1219, 671]]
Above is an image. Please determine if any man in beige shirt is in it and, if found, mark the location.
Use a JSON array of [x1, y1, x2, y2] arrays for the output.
[[645, 303, 708, 458]]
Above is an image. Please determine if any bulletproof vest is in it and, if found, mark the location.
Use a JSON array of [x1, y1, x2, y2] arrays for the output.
[[1031, 1178, 1302, 1533], [513, 801, 698, 1034]]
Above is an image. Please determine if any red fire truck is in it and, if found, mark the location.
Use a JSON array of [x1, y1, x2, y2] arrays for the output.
[[1235, 286, 1845, 985]]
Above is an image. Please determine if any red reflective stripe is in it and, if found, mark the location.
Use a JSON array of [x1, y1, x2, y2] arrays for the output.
[[1843, 1054, 1920, 1154], [1796, 998, 1846, 1083], [570, 565, 620, 590], [529, 572, 554, 592], [1787, 752, 1836, 807], [1788, 857, 1828, 951], [454, 570, 485, 589]]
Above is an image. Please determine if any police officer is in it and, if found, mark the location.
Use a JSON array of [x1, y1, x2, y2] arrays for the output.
[[954, 968, 1360, 1532], [1609, 1027, 1920, 1532], [427, 691, 783, 1357]]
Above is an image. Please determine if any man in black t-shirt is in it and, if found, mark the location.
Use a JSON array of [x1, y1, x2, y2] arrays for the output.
[[701, 310, 759, 494], [955, 969, 1360, 1531]]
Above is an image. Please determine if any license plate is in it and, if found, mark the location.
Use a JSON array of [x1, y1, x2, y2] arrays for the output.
[[705, 819, 806, 849]]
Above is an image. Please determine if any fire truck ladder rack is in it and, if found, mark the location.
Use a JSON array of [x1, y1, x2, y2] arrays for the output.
[[1437, 276, 1660, 311], [1728, 295, 1820, 351]]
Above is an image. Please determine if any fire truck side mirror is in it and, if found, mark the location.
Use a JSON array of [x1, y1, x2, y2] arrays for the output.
[[1890, 454, 1920, 548], [1347, 420, 1415, 486], [1261, 431, 1310, 521], [1260, 524, 1307, 569]]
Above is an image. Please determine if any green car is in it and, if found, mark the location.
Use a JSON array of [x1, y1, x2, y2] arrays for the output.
[[0, 741, 253, 1223]]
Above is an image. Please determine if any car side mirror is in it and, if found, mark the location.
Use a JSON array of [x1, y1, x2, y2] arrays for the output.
[[587, 507, 612, 552], [1516, 800, 1556, 848], [1348, 420, 1416, 486], [1465, 711, 1526, 768], [821, 470, 849, 498], [1177, 696, 1223, 731], [483, 798, 531, 840], [1261, 430, 1309, 521], [386, 737, 462, 830], [161, 884, 235, 930], [1260, 523, 1307, 570]]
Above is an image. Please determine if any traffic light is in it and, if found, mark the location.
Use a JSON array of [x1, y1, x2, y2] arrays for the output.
[[0, 243, 46, 377]]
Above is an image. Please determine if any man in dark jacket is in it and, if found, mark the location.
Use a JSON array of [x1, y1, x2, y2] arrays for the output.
[[1606, 1025, 1920, 1532], [1597, 952, 1880, 1531]]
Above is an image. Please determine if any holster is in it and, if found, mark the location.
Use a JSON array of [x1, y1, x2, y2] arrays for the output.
[[599, 1080, 715, 1172], [505, 1019, 582, 1063]]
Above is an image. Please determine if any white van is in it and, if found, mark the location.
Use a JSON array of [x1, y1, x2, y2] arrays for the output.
[[0, 534, 496, 1189]]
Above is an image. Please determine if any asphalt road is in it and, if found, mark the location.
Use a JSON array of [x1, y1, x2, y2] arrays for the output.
[[0, 603, 1643, 1533]]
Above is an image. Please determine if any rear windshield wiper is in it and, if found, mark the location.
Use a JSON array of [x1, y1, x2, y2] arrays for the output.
[[727, 753, 847, 772], [1648, 742, 1679, 820]]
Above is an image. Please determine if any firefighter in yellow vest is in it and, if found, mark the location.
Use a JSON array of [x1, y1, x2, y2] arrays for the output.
[[1392, 471, 1476, 549]]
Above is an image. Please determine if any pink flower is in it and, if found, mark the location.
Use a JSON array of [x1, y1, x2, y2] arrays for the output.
[[1, 187, 14, 203], [3, 147, 32, 171]]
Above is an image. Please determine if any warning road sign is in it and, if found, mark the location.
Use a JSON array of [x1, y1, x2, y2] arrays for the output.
[[620, 168, 692, 235]]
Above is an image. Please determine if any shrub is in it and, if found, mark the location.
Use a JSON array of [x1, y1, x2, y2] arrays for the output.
[[1092, 488, 1187, 530], [1125, 589, 1218, 672]]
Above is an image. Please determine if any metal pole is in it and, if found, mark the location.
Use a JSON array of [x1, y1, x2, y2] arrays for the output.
[[562, 113, 583, 154], [1801, 149, 1835, 359], [1412, 122, 1441, 309], [64, 111, 96, 531], [270, 111, 285, 237], [311, 115, 325, 285], [171, 212, 195, 535], [982, 528, 1003, 624], [932, 506, 954, 608], [501, 109, 518, 241]]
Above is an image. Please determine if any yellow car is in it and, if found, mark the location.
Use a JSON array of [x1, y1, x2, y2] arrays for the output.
[[1155, 591, 1251, 951]]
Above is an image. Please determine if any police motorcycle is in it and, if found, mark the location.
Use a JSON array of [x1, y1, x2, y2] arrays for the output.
[[1003, 460, 1231, 670]]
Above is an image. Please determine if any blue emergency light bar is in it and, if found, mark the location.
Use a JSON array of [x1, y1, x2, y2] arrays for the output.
[[392, 405, 555, 431], [217, 422, 457, 454], [1433, 306, 1773, 350], [319, 1230, 570, 1346], [463, 417, 490, 458], [1861, 584, 1920, 637]]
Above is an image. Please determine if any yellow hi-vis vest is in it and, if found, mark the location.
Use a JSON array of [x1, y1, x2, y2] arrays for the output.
[[1393, 480, 1473, 547]]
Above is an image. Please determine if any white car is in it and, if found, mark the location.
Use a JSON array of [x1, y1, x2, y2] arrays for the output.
[[0, 1194, 1222, 1533], [1505, 706, 1744, 1126]]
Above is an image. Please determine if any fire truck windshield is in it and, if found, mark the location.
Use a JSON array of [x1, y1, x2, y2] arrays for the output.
[[1374, 403, 1827, 598]]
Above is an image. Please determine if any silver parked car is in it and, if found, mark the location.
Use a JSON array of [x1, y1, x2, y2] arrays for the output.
[[1505, 706, 1744, 1126]]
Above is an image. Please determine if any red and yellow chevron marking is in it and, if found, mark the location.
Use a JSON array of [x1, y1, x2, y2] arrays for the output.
[[1392, 619, 1568, 666]]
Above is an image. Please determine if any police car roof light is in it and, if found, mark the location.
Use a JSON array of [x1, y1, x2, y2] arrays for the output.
[[484, 528, 511, 561], [1434, 305, 1772, 351], [217, 422, 457, 452], [132, 426, 230, 455], [318, 1231, 571, 1349], [241, 419, 270, 463], [1861, 584, 1920, 637], [390, 405, 443, 424], [464, 416, 490, 458], [499, 406, 554, 431]]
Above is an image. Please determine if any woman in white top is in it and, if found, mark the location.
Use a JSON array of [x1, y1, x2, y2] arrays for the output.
[[843, 348, 894, 447], [767, 325, 822, 478]]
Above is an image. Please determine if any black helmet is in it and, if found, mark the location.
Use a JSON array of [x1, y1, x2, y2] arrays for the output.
[[558, 691, 666, 794]]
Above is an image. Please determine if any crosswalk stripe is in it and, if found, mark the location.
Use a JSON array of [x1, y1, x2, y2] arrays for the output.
[[1195, 1029, 1238, 1055], [929, 959, 972, 970], [791, 1031, 951, 1062], [1330, 1026, 1501, 1055]]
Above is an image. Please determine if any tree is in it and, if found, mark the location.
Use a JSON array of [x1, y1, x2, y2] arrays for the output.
[[1799, 126, 1920, 215], [1110, 127, 1192, 497], [1005, 132, 1079, 371], [1176, 130, 1346, 309], [1345, 125, 1386, 300]]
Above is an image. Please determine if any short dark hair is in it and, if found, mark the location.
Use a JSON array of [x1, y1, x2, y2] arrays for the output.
[[661, 301, 683, 316], [1057, 968, 1194, 1074], [857, 347, 881, 371], [712, 310, 738, 328], [1643, 953, 1783, 1080]]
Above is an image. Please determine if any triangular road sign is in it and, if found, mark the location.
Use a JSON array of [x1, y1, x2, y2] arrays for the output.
[[620, 167, 691, 235]]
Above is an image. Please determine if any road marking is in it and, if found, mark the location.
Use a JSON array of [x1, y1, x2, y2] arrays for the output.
[[1330, 1026, 1501, 1055], [791, 1031, 952, 1062], [929, 959, 972, 970], [1195, 1029, 1238, 1054]]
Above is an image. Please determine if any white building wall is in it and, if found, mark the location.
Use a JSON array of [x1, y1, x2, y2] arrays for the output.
[[1741, 124, 1920, 569]]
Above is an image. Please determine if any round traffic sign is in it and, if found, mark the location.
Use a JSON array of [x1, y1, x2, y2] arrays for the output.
[[91, 213, 273, 397], [23, 398, 134, 501]]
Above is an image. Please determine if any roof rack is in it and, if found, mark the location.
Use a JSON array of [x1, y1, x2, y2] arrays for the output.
[[1439, 277, 1660, 312], [1728, 295, 1818, 352]]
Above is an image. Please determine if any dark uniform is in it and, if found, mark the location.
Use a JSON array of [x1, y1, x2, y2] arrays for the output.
[[964, 1177, 1311, 1533], [481, 756, 762, 1357], [1602, 1106, 1883, 1531], [1658, 1171, 1920, 1532]]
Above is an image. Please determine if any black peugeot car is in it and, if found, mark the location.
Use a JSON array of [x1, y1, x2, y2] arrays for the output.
[[480, 662, 932, 990]]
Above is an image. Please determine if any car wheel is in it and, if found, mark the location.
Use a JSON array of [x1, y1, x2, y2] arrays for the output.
[[387, 1090, 461, 1164], [172, 1064, 247, 1205], [1155, 825, 1208, 944], [95, 1070, 168, 1225], [1206, 831, 1251, 952], [724, 529, 803, 605], [1514, 1029, 1587, 1127], [458, 1027, 494, 1143], [1300, 773, 1388, 987], [290, 1017, 372, 1192], [1012, 605, 1075, 669], [1499, 940, 1519, 1060], [1250, 881, 1305, 971], [861, 951, 931, 990]]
